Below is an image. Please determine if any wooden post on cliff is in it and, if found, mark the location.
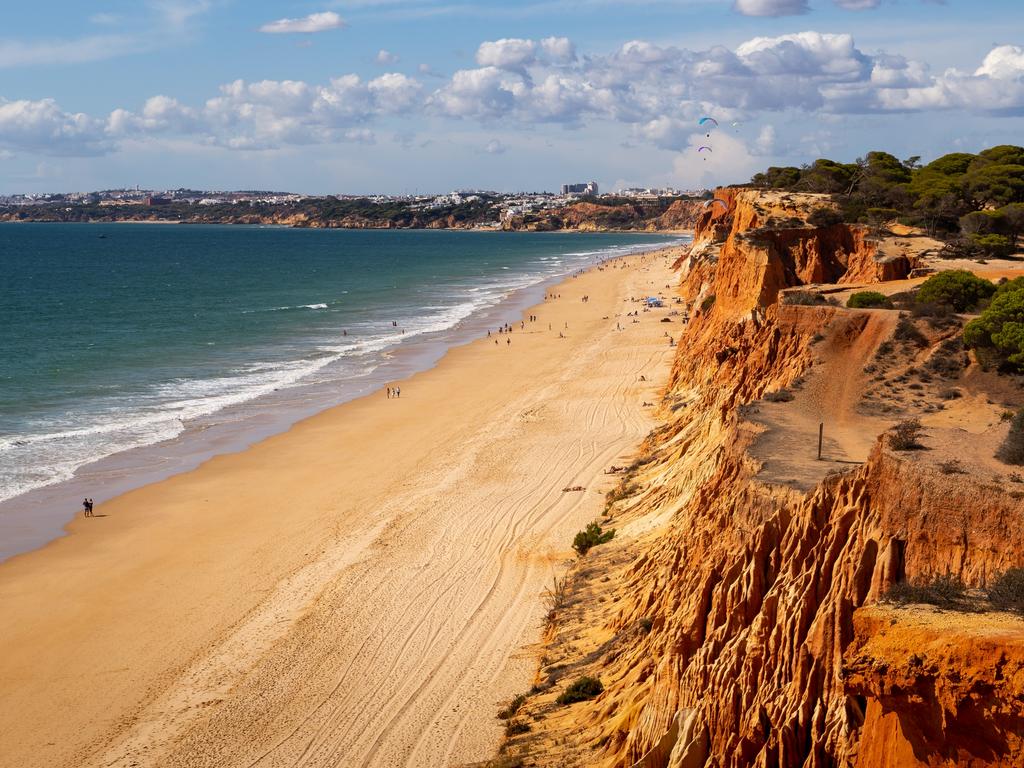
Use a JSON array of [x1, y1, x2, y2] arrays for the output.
[[817, 422, 824, 461]]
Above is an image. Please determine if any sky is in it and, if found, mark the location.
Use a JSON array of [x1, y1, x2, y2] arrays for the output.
[[1, 0, 1022, 194]]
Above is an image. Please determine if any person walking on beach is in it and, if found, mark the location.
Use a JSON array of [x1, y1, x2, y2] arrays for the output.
[[395, 385, 401, 398], [83, 498, 91, 517], [506, 337, 511, 346], [387, 386, 391, 399]]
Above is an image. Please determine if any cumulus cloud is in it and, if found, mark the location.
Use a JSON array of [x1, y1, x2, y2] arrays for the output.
[[476, 38, 537, 70], [5, 33, 1024, 158], [259, 11, 345, 34], [733, 0, 809, 17], [376, 49, 399, 65], [0, 98, 110, 155], [484, 138, 506, 154], [540, 37, 576, 64], [975, 45, 1024, 79]]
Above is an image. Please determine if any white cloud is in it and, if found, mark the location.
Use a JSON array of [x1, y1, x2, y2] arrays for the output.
[[476, 38, 537, 70], [975, 45, 1024, 79], [834, 0, 880, 7], [754, 124, 776, 155], [673, 132, 761, 189], [484, 139, 506, 154], [5, 34, 1024, 159], [376, 49, 399, 65], [259, 11, 346, 34], [634, 117, 692, 150], [0, 98, 109, 155], [540, 36, 576, 64], [733, 0, 809, 17]]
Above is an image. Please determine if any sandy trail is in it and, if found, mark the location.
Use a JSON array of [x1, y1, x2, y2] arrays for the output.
[[750, 309, 897, 490], [0, 252, 679, 768]]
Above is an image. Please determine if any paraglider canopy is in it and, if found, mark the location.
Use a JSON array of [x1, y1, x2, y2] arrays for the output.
[[698, 117, 719, 127], [703, 198, 728, 211]]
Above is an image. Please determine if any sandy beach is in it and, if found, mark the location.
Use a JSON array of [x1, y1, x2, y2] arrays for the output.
[[0, 248, 681, 768]]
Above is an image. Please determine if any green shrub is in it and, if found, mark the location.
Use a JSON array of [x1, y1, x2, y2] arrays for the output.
[[556, 676, 604, 705], [971, 233, 1015, 257], [700, 294, 716, 312], [987, 568, 1024, 614], [963, 283, 1024, 369], [996, 409, 1024, 465], [888, 418, 924, 450], [808, 207, 844, 227], [916, 270, 996, 312], [763, 388, 795, 402], [498, 694, 527, 720], [884, 574, 967, 607], [866, 207, 900, 225], [847, 291, 893, 309], [783, 290, 829, 306], [573, 522, 615, 556], [894, 317, 928, 347], [504, 720, 531, 737]]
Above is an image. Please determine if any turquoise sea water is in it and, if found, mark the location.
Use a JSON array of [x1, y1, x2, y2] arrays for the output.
[[0, 224, 681, 520]]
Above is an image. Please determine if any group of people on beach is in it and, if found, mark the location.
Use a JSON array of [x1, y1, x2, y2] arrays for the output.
[[82, 498, 95, 517], [386, 386, 401, 398]]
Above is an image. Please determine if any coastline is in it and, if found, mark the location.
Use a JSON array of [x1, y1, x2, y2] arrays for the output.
[[0, 232, 689, 564], [0, 245, 684, 768]]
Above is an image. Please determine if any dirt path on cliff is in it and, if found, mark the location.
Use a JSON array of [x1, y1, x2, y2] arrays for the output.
[[751, 309, 897, 490]]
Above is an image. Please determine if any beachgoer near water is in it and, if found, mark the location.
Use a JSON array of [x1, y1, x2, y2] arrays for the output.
[[387, 387, 391, 399], [506, 338, 511, 346], [83, 498, 90, 517]]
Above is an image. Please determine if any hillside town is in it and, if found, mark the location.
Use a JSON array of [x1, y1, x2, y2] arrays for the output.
[[0, 183, 704, 217]]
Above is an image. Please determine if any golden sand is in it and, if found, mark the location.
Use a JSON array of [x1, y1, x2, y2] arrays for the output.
[[0, 247, 682, 768]]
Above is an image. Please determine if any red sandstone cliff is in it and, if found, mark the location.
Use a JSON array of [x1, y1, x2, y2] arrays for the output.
[[502, 190, 1024, 768]]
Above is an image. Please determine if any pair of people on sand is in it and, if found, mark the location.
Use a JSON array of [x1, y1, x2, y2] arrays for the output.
[[82, 498, 95, 517], [386, 385, 401, 398]]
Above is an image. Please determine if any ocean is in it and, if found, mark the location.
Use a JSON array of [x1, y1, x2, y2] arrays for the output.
[[0, 223, 684, 559]]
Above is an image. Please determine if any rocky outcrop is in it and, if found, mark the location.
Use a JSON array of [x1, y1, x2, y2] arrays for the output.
[[513, 190, 1024, 768], [845, 606, 1024, 767], [681, 190, 912, 319], [503, 200, 704, 232]]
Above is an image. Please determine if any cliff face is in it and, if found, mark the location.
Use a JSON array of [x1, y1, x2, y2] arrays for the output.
[[512, 190, 1024, 768], [683, 190, 911, 319], [1, 198, 704, 232], [503, 200, 704, 232]]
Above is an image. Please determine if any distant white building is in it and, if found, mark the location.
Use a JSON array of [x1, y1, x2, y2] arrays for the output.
[[560, 181, 598, 196]]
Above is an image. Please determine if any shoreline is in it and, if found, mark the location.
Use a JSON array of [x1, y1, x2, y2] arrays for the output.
[[0, 245, 684, 767], [0, 219, 696, 235], [0, 234, 689, 564]]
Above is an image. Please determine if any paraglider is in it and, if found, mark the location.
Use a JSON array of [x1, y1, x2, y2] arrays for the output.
[[698, 117, 719, 128], [704, 198, 728, 211], [697, 146, 712, 152]]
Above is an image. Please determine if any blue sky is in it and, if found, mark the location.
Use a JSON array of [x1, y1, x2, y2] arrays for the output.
[[1, 0, 1022, 194]]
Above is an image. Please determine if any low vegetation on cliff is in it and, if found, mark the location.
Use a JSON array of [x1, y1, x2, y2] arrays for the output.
[[750, 144, 1024, 255]]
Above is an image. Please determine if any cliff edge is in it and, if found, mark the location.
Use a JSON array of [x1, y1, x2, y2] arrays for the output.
[[493, 190, 1024, 768]]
